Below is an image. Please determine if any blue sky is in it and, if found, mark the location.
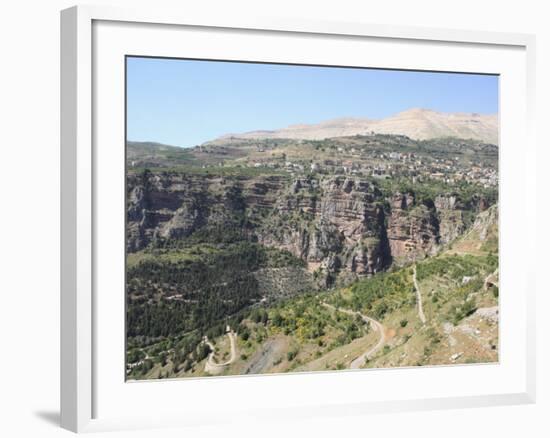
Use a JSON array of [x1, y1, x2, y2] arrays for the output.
[[126, 57, 498, 148]]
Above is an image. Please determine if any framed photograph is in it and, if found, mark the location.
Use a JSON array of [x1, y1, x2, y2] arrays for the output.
[[61, 5, 536, 433]]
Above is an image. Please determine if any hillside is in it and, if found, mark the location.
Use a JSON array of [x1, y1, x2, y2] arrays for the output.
[[126, 201, 498, 379], [127, 141, 197, 168], [127, 133, 498, 190], [125, 114, 499, 380], [217, 108, 498, 144], [125, 165, 498, 379]]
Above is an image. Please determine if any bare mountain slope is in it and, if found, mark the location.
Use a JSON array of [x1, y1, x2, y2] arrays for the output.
[[219, 108, 498, 144]]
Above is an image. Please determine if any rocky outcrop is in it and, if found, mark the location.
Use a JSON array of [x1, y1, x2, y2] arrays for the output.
[[471, 203, 498, 241], [127, 171, 494, 285], [385, 191, 494, 262], [386, 192, 439, 263], [256, 177, 392, 285], [126, 173, 287, 251], [434, 195, 466, 246]]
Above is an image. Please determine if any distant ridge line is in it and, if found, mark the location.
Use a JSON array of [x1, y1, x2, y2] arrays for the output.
[[216, 108, 498, 145]]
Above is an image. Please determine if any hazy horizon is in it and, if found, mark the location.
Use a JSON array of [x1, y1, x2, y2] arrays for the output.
[[127, 57, 499, 148]]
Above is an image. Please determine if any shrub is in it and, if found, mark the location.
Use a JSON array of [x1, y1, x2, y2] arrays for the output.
[[194, 343, 211, 362], [373, 301, 389, 319], [239, 327, 250, 341], [287, 349, 298, 361], [271, 311, 284, 327], [449, 299, 477, 325], [159, 352, 167, 367]]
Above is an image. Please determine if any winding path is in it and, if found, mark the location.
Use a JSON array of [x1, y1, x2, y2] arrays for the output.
[[412, 265, 426, 324], [204, 328, 237, 374], [322, 303, 386, 369]]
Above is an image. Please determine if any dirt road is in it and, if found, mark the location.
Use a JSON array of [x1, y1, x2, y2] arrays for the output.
[[322, 303, 386, 369], [204, 329, 237, 374], [412, 265, 426, 324]]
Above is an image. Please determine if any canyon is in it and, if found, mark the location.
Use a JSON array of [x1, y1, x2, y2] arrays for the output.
[[127, 171, 492, 289]]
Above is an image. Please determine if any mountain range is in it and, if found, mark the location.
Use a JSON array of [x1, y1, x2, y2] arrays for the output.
[[218, 108, 498, 145]]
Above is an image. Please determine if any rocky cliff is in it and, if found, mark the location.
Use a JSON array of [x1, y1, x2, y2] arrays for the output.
[[386, 192, 439, 263], [127, 171, 491, 286]]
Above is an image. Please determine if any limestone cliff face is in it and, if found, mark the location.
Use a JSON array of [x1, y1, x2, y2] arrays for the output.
[[386, 193, 439, 263], [472, 203, 498, 241], [127, 172, 492, 285], [259, 177, 392, 285], [385, 191, 492, 262], [434, 195, 465, 246], [126, 172, 287, 252]]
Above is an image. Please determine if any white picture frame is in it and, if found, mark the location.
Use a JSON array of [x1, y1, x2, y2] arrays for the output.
[[60, 4, 537, 433]]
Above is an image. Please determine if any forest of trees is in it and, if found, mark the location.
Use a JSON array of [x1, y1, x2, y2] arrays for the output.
[[127, 241, 306, 339]]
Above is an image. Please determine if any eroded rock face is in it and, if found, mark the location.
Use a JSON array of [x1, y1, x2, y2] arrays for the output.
[[127, 172, 493, 285], [435, 195, 466, 246], [385, 191, 493, 262], [254, 176, 392, 285], [126, 173, 285, 251], [472, 203, 498, 241], [386, 192, 439, 263], [315, 178, 391, 277]]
